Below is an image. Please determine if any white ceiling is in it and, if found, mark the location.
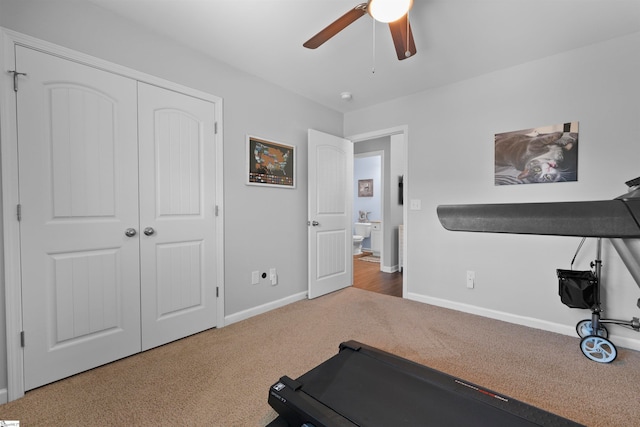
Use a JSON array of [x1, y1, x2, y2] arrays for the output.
[[87, 0, 640, 113]]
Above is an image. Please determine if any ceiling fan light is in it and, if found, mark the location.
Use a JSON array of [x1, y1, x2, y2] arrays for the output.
[[368, 0, 413, 23]]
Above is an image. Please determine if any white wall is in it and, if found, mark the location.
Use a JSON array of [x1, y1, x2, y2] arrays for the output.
[[345, 32, 640, 349], [0, 0, 343, 394]]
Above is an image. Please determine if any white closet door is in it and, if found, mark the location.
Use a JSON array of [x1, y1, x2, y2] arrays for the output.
[[137, 82, 218, 350], [17, 46, 142, 390]]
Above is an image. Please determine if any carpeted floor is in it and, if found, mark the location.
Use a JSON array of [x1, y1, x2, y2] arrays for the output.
[[1, 287, 640, 426]]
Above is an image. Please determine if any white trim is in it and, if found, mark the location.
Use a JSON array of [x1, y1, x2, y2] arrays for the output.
[[1, 26, 26, 403], [224, 292, 308, 326], [0, 387, 7, 404], [348, 125, 407, 143], [216, 116, 225, 329], [0, 27, 225, 401], [407, 292, 640, 352], [354, 151, 383, 159], [381, 265, 398, 274], [2, 28, 217, 103]]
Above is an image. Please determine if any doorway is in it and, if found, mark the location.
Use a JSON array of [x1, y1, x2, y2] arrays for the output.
[[350, 130, 406, 297], [354, 151, 383, 259], [353, 257, 403, 297]]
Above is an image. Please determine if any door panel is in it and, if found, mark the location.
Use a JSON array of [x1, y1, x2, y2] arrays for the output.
[[316, 230, 347, 279], [155, 241, 203, 318], [155, 109, 202, 216], [51, 249, 120, 343], [308, 129, 353, 299], [17, 46, 141, 390], [138, 82, 217, 350], [50, 85, 117, 217]]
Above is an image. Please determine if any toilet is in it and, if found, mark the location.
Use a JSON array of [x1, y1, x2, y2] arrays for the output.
[[353, 222, 372, 255]]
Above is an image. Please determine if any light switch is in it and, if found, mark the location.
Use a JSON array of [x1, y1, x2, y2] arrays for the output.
[[466, 271, 475, 289]]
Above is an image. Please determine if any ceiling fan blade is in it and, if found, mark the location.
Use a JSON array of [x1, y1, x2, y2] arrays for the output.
[[389, 14, 417, 60], [303, 5, 368, 49]]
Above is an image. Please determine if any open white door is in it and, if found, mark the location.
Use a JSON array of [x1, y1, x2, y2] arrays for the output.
[[308, 129, 353, 299]]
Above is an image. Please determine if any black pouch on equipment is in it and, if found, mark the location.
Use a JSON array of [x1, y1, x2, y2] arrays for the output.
[[557, 269, 597, 309]]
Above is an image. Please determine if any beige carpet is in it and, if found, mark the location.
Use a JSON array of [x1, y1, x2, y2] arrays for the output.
[[2, 287, 640, 426]]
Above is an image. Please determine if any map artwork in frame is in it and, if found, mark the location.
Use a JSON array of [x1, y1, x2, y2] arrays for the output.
[[247, 135, 296, 188]]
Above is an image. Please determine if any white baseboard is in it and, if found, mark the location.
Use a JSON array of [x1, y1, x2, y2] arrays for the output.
[[224, 291, 308, 326], [381, 265, 399, 273], [407, 292, 640, 352], [0, 387, 7, 404]]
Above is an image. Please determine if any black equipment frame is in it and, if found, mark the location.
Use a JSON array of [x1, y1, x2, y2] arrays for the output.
[[436, 177, 640, 363], [268, 340, 583, 426], [574, 238, 640, 362]]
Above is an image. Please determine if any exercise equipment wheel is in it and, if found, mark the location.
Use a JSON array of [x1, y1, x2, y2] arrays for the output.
[[580, 335, 617, 363], [576, 319, 608, 338]]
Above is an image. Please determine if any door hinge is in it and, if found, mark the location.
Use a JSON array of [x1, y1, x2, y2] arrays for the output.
[[8, 70, 27, 92], [216, 287, 219, 298], [17, 204, 21, 221], [214, 122, 218, 134], [20, 331, 25, 347], [215, 205, 219, 217]]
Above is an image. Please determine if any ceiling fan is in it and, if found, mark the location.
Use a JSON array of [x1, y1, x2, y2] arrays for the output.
[[303, 0, 416, 60]]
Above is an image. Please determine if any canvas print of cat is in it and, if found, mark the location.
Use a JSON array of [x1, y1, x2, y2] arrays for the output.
[[494, 122, 578, 185]]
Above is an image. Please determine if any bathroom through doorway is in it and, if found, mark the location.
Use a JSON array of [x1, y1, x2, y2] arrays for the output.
[[351, 131, 405, 297]]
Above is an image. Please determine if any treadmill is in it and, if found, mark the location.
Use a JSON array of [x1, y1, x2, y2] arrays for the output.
[[267, 341, 583, 426]]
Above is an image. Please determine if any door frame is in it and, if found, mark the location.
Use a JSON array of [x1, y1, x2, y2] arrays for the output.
[[347, 126, 408, 297], [0, 28, 226, 402]]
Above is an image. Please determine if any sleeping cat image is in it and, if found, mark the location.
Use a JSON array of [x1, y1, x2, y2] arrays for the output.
[[494, 130, 577, 184]]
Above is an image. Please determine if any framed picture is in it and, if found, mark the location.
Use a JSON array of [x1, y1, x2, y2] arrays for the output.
[[358, 179, 373, 197], [246, 135, 295, 188], [494, 121, 579, 186]]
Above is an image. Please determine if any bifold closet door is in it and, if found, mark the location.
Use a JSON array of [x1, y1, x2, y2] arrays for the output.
[[137, 82, 218, 350], [17, 46, 142, 390], [16, 46, 219, 390]]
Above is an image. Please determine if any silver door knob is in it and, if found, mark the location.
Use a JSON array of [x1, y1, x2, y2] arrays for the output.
[[125, 228, 137, 237], [311, 221, 320, 226], [143, 227, 155, 236]]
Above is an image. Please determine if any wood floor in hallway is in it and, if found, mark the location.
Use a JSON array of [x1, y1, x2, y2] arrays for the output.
[[353, 254, 403, 297]]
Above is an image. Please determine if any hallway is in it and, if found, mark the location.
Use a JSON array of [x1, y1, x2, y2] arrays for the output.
[[353, 255, 402, 297]]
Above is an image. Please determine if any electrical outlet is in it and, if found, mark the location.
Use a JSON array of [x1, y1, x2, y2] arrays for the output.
[[466, 271, 475, 289], [251, 271, 259, 285]]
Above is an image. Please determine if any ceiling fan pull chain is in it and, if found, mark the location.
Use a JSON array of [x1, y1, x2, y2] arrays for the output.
[[406, 11, 411, 58], [372, 18, 376, 73]]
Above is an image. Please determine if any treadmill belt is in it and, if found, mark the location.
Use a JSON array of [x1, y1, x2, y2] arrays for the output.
[[302, 350, 536, 426], [268, 341, 583, 427]]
